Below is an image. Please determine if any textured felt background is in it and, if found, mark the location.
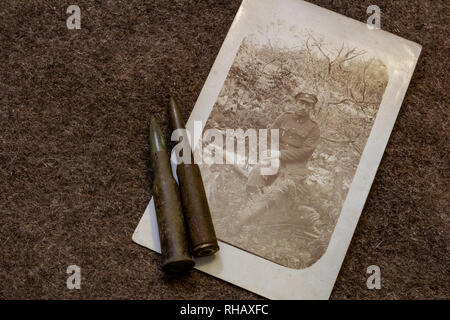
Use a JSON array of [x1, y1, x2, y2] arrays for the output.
[[0, 0, 448, 299]]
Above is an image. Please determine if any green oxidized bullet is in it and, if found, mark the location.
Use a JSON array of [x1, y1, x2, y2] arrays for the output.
[[149, 116, 194, 272], [169, 96, 219, 257]]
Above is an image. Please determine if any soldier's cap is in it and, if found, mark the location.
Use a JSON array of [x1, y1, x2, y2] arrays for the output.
[[294, 92, 318, 105]]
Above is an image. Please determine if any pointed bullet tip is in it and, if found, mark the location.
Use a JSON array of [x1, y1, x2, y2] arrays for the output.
[[149, 116, 166, 153], [169, 96, 177, 107], [150, 116, 158, 127], [168, 96, 186, 130]]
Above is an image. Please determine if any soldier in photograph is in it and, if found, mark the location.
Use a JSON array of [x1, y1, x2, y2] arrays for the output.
[[234, 92, 321, 228]]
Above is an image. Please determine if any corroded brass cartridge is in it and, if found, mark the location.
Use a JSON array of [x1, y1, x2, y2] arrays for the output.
[[169, 96, 219, 257], [149, 116, 194, 272]]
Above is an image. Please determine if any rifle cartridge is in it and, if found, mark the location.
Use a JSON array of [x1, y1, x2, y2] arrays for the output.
[[169, 96, 219, 257], [149, 117, 194, 272]]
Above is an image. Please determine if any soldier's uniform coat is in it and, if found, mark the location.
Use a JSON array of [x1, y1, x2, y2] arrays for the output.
[[247, 111, 320, 189], [272, 112, 320, 170]]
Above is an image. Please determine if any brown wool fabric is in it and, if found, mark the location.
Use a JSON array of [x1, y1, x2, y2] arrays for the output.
[[0, 0, 448, 299]]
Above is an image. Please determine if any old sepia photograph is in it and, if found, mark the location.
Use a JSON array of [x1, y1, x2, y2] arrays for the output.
[[198, 25, 389, 269]]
